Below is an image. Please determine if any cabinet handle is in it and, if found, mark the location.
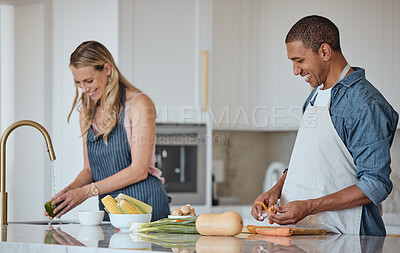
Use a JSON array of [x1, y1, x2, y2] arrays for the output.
[[202, 51, 209, 111]]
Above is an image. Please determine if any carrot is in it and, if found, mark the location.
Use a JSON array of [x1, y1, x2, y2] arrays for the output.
[[255, 201, 277, 224], [256, 227, 292, 237], [255, 201, 268, 212], [246, 225, 258, 234]]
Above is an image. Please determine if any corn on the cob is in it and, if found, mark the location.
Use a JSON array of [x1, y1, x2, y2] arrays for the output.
[[101, 195, 122, 214], [115, 193, 152, 214], [117, 199, 140, 214]]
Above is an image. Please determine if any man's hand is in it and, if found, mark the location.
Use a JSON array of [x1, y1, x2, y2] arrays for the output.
[[268, 200, 312, 225], [251, 171, 287, 221], [251, 189, 280, 221]]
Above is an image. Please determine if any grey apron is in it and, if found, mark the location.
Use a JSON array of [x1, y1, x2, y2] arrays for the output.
[[87, 85, 170, 221]]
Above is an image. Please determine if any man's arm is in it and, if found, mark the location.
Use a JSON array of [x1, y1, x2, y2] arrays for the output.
[[271, 93, 398, 225], [269, 184, 370, 225]]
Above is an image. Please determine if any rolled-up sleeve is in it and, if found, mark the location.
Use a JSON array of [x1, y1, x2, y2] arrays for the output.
[[347, 101, 398, 205]]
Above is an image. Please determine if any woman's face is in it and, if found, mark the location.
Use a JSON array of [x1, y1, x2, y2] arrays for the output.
[[71, 64, 111, 102]]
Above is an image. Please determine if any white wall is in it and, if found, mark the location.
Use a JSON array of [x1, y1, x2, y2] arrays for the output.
[[51, 0, 120, 220]]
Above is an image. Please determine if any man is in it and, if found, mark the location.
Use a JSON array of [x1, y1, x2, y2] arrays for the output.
[[251, 15, 398, 236]]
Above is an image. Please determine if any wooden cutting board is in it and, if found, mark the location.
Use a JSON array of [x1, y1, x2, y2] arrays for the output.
[[242, 225, 327, 235]]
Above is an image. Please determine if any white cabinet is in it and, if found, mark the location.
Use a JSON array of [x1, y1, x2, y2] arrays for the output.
[[211, 0, 400, 131], [211, 0, 311, 131], [119, 0, 212, 124]]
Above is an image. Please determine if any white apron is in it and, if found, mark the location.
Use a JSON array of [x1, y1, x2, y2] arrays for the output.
[[280, 65, 362, 234]]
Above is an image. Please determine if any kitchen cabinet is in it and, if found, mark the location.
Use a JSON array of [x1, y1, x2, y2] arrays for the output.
[[211, 0, 400, 131], [119, 0, 212, 124]]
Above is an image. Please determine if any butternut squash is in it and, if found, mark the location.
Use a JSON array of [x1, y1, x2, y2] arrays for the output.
[[195, 211, 243, 236], [195, 236, 243, 253]]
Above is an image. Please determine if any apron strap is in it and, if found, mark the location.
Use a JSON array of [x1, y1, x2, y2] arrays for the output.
[[309, 64, 351, 108]]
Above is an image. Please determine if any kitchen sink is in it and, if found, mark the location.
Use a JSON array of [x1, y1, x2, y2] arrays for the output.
[[9, 220, 79, 225]]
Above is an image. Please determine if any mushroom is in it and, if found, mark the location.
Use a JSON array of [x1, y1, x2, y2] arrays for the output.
[[171, 208, 183, 216], [180, 205, 192, 215]]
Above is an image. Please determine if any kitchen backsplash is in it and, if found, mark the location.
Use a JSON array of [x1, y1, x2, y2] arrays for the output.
[[212, 131, 297, 204], [212, 130, 400, 224]]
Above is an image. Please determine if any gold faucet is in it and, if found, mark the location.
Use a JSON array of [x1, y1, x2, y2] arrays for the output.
[[0, 120, 56, 227]]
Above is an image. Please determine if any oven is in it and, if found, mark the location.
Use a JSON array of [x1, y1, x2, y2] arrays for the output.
[[155, 124, 206, 205]]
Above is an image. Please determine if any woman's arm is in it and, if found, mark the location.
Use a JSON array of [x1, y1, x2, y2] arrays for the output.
[[63, 119, 94, 191], [90, 94, 156, 195], [49, 111, 95, 218]]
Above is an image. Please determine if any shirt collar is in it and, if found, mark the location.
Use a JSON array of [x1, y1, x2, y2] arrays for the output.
[[336, 67, 365, 88]]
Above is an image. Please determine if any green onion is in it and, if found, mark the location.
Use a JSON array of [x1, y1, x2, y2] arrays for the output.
[[130, 216, 199, 234]]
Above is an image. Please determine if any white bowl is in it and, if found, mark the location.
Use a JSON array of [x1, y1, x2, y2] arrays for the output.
[[109, 213, 152, 231], [78, 210, 104, 226]]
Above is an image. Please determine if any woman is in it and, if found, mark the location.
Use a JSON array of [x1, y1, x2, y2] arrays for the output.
[[45, 41, 170, 221]]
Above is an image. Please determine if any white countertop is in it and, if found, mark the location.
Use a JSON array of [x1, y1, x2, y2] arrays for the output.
[[0, 223, 399, 252]]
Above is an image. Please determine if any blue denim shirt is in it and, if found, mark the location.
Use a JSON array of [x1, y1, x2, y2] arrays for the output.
[[301, 67, 399, 236]]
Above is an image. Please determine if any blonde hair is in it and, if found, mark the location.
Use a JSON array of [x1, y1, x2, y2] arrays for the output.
[[68, 41, 141, 143]]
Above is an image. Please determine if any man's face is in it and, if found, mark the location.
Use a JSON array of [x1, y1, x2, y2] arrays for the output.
[[286, 41, 326, 88]]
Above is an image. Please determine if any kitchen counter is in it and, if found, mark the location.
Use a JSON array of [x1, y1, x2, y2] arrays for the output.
[[0, 223, 399, 252]]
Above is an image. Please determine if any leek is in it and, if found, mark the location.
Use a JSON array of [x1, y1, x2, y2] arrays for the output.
[[130, 216, 198, 234]]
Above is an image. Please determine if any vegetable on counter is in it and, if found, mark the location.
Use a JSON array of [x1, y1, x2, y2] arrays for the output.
[[256, 227, 292, 237], [115, 193, 152, 214], [247, 225, 292, 237], [130, 216, 198, 234], [101, 195, 122, 214], [101, 193, 152, 214], [246, 225, 327, 237], [171, 204, 196, 216], [195, 211, 243, 236], [256, 201, 277, 224]]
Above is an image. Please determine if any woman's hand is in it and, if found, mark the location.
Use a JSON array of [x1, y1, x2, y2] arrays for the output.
[[44, 186, 71, 220], [251, 188, 280, 221], [51, 185, 91, 218]]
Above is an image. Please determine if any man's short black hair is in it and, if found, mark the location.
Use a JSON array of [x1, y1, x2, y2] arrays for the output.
[[285, 15, 341, 54]]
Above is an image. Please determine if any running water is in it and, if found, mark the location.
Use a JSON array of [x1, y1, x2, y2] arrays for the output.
[[51, 160, 56, 196], [48, 161, 57, 226]]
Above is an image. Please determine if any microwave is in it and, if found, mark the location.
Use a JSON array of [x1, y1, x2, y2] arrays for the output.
[[155, 124, 206, 205]]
